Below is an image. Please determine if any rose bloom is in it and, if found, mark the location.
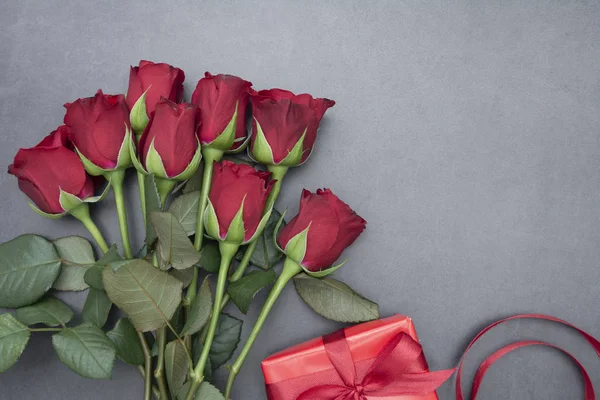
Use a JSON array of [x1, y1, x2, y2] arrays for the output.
[[277, 189, 366, 271], [64, 89, 130, 171], [138, 98, 201, 179], [250, 89, 335, 166], [8, 126, 95, 215], [126, 60, 185, 116], [191, 72, 252, 151], [207, 160, 274, 243]]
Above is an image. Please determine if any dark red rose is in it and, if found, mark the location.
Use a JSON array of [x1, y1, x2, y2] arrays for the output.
[[138, 98, 201, 179], [206, 160, 274, 243], [8, 126, 95, 215], [126, 60, 185, 117], [250, 89, 335, 166], [191, 72, 252, 151], [277, 189, 366, 271], [64, 90, 131, 171]]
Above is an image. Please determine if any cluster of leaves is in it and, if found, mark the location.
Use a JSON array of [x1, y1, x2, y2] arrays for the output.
[[0, 167, 379, 397]]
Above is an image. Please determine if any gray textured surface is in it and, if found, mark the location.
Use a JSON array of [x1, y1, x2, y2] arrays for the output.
[[1, 1, 600, 399]]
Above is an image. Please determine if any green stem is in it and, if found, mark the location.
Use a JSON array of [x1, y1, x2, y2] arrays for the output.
[[154, 327, 169, 400], [137, 171, 147, 224], [185, 241, 238, 400], [29, 327, 63, 332], [219, 165, 287, 311], [69, 204, 110, 253], [186, 148, 223, 307], [224, 257, 302, 398], [138, 331, 153, 400], [137, 366, 161, 400], [108, 169, 133, 259]]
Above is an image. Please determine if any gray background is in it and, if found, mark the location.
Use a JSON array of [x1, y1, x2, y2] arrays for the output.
[[1, 0, 599, 399]]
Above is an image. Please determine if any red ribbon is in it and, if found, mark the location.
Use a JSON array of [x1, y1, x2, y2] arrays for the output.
[[455, 314, 600, 400], [280, 314, 600, 400], [296, 330, 455, 400]]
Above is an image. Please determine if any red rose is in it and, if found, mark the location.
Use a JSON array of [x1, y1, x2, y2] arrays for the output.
[[191, 72, 252, 151], [277, 189, 366, 272], [8, 126, 95, 215], [126, 60, 185, 117], [205, 160, 274, 244], [138, 98, 201, 179], [250, 89, 335, 166], [64, 90, 131, 172]]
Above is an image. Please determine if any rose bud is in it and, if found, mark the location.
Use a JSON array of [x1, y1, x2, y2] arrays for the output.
[[276, 188, 366, 276], [204, 160, 275, 246], [250, 89, 335, 167], [8, 126, 106, 218], [126, 60, 185, 136], [191, 72, 252, 153], [64, 90, 133, 175]]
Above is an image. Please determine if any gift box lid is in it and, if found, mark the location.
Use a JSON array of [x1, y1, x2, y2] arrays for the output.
[[262, 314, 419, 384]]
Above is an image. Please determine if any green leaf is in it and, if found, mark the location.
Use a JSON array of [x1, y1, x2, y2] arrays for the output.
[[84, 245, 123, 290], [15, 296, 73, 327], [293, 274, 379, 323], [181, 278, 212, 335], [209, 313, 242, 370], [177, 381, 225, 400], [52, 323, 115, 379], [235, 209, 285, 270], [150, 212, 201, 270], [0, 234, 61, 308], [182, 163, 204, 194], [0, 314, 30, 372], [82, 288, 112, 328], [198, 242, 221, 273], [168, 191, 200, 236], [102, 259, 183, 332], [170, 267, 195, 288], [106, 318, 144, 366], [167, 306, 185, 343], [145, 174, 162, 247], [165, 340, 188, 398], [227, 269, 276, 314], [53, 236, 96, 291]]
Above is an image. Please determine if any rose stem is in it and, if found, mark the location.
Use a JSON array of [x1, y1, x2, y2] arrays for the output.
[[69, 204, 109, 253], [186, 148, 223, 307], [137, 171, 147, 224], [152, 252, 169, 400], [71, 205, 154, 400], [109, 169, 133, 258], [224, 257, 302, 398], [185, 241, 238, 400], [218, 165, 287, 310]]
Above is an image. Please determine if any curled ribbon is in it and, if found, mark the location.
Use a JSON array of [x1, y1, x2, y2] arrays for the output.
[[291, 314, 600, 400], [297, 329, 455, 400]]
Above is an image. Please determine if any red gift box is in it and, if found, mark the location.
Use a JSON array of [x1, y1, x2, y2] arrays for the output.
[[262, 314, 451, 400]]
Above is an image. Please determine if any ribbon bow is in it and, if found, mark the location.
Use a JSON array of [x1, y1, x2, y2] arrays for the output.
[[297, 329, 455, 400]]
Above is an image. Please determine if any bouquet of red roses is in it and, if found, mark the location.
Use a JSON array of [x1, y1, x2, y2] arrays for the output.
[[0, 61, 376, 399]]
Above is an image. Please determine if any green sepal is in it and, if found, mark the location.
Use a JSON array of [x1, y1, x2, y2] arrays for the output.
[[59, 189, 83, 212], [272, 210, 287, 252], [128, 132, 148, 174], [283, 224, 310, 265], [203, 200, 222, 241], [115, 125, 133, 169], [28, 203, 66, 219], [250, 119, 275, 165], [129, 90, 149, 138], [204, 102, 238, 151], [225, 198, 246, 244], [243, 205, 274, 245], [145, 140, 168, 179], [278, 128, 307, 166], [82, 177, 112, 204], [303, 259, 347, 278], [155, 178, 177, 208], [171, 139, 202, 181], [75, 147, 111, 177]]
